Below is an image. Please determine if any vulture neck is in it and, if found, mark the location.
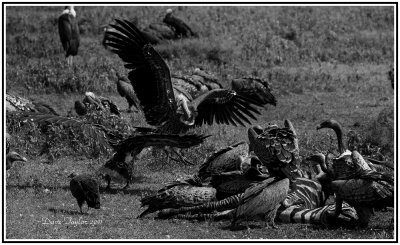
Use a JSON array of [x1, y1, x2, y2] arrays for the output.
[[330, 122, 345, 154]]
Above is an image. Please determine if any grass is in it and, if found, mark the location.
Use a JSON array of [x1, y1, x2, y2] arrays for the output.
[[5, 4, 395, 240]]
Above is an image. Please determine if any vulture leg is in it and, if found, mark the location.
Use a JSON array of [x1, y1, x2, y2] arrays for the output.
[[354, 206, 373, 228], [123, 180, 130, 190], [77, 200, 84, 214], [334, 196, 343, 218], [105, 175, 111, 190]]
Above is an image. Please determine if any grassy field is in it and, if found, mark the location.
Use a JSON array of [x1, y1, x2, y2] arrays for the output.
[[5, 5, 395, 240]]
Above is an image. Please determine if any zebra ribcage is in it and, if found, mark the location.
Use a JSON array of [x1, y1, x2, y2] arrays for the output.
[[283, 178, 326, 209], [157, 193, 243, 218]]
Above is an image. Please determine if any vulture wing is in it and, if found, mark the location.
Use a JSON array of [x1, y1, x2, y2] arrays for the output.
[[104, 19, 177, 126], [231, 76, 277, 106], [193, 89, 262, 127]]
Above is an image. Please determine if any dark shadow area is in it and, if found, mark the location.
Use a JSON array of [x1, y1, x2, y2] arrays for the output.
[[221, 223, 264, 231], [48, 207, 88, 216], [6, 184, 70, 191]]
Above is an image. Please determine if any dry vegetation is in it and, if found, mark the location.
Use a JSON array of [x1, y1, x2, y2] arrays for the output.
[[5, 5, 395, 240]]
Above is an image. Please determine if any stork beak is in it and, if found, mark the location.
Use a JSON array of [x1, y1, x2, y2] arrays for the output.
[[21, 156, 27, 162]]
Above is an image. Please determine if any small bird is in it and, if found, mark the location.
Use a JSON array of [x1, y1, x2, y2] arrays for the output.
[[58, 6, 80, 66], [69, 173, 100, 214]]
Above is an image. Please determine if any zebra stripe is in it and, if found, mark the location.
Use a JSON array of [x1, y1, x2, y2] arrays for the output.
[[283, 178, 326, 210], [277, 202, 357, 226], [158, 177, 358, 226]]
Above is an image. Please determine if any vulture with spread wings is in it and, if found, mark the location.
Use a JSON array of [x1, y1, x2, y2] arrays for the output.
[[103, 19, 263, 135]]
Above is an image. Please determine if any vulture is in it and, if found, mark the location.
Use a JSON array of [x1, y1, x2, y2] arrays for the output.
[[231, 76, 277, 107], [81, 92, 121, 116], [19, 112, 209, 190], [231, 177, 289, 229], [388, 66, 394, 89], [192, 68, 223, 90], [6, 151, 27, 171], [6, 133, 27, 171], [103, 19, 263, 135], [113, 70, 140, 112], [197, 141, 250, 181], [163, 9, 198, 38], [58, 6, 80, 66], [210, 157, 270, 200], [138, 175, 216, 218], [316, 119, 393, 179], [172, 70, 277, 111], [69, 173, 101, 214], [97, 133, 210, 189], [74, 100, 88, 116], [248, 120, 302, 182], [103, 19, 263, 163], [306, 153, 393, 228]]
